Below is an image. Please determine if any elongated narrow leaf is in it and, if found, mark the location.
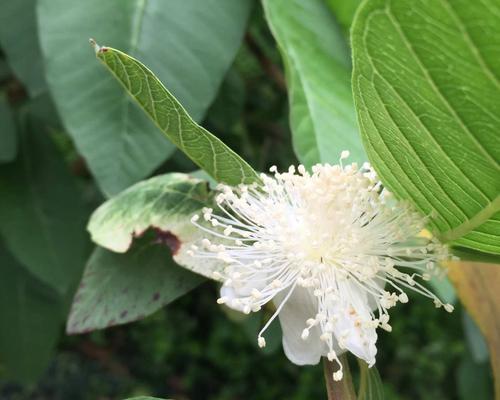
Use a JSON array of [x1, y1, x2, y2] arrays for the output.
[[352, 0, 500, 254], [263, 0, 366, 168], [37, 0, 252, 196], [0, 0, 46, 96], [87, 172, 221, 279], [357, 361, 384, 400], [0, 94, 17, 162], [448, 261, 500, 398], [94, 44, 259, 185], [0, 242, 63, 383], [67, 244, 202, 334], [0, 118, 88, 294]]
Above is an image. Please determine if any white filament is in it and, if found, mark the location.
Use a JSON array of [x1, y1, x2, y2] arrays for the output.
[[189, 158, 453, 379]]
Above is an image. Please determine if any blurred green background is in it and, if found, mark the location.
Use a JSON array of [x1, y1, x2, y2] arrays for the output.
[[0, 0, 493, 399]]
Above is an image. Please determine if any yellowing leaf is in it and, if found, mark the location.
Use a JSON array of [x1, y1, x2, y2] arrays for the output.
[[448, 261, 500, 398]]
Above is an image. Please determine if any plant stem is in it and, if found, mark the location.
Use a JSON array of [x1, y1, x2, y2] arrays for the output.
[[245, 33, 287, 92], [323, 354, 357, 400]]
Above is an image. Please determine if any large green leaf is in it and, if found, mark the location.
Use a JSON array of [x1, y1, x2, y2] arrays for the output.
[[88, 172, 221, 279], [37, 0, 252, 196], [0, 0, 46, 96], [352, 0, 500, 254], [0, 94, 17, 163], [0, 118, 88, 294], [263, 0, 366, 168], [0, 242, 63, 383], [94, 45, 259, 185], [67, 243, 202, 334]]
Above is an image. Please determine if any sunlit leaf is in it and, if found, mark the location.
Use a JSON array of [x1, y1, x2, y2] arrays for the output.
[[352, 0, 500, 254]]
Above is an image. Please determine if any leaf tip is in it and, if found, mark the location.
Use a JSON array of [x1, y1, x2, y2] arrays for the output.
[[89, 38, 108, 55]]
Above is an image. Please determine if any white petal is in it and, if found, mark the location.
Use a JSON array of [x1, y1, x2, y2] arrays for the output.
[[219, 271, 268, 312], [275, 286, 331, 365], [330, 281, 377, 366], [220, 285, 246, 312]]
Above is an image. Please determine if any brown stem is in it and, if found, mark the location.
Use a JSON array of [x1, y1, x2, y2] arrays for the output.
[[323, 355, 357, 400], [245, 33, 287, 92]]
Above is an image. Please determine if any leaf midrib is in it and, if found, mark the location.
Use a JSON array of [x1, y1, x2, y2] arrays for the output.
[[441, 195, 500, 243]]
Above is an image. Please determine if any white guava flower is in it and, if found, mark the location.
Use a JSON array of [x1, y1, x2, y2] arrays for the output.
[[188, 153, 453, 381]]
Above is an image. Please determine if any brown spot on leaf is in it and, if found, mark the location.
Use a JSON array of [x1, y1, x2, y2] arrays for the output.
[[120, 310, 128, 319], [153, 292, 160, 302], [153, 228, 181, 255]]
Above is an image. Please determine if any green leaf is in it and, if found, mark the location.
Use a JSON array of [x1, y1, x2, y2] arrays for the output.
[[94, 44, 259, 186], [0, 118, 88, 294], [87, 172, 221, 279], [263, 0, 366, 168], [357, 361, 384, 400], [0, 241, 63, 383], [352, 0, 500, 254], [67, 243, 202, 334], [452, 246, 500, 264], [325, 0, 362, 35], [37, 0, 252, 196], [0, 0, 46, 96], [0, 93, 17, 163]]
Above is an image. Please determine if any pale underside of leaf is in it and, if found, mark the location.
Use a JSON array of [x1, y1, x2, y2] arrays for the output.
[[263, 0, 367, 168], [37, 0, 252, 196], [88, 172, 223, 280]]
